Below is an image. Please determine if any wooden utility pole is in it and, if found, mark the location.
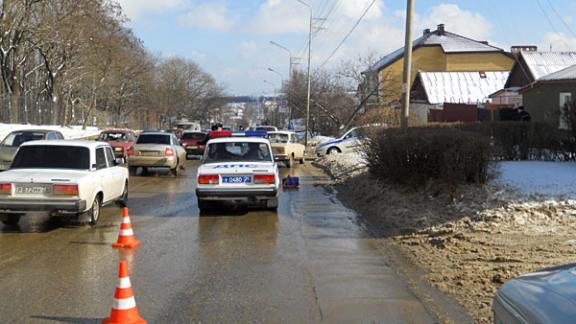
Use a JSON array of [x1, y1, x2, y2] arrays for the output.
[[400, 0, 414, 129]]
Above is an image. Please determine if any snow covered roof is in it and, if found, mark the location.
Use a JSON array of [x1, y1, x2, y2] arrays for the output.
[[521, 52, 576, 80], [369, 26, 504, 72], [418, 71, 510, 104], [539, 64, 576, 81]]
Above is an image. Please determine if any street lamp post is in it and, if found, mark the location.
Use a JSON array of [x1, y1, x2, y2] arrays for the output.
[[296, 0, 312, 146], [267, 67, 283, 79], [270, 41, 297, 129], [263, 80, 279, 126]]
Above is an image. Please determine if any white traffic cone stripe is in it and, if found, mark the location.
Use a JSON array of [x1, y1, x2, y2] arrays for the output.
[[116, 277, 132, 289], [120, 228, 134, 236], [122, 217, 131, 224], [112, 296, 137, 310]]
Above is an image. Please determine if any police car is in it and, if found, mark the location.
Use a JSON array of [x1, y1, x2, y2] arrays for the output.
[[195, 131, 279, 211], [315, 127, 365, 156]]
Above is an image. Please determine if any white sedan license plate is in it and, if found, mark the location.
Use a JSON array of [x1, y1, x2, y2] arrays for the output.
[[222, 176, 251, 184], [16, 184, 52, 195]]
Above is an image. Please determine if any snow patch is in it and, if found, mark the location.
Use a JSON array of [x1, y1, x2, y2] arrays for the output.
[[0, 123, 100, 141], [495, 161, 576, 199]]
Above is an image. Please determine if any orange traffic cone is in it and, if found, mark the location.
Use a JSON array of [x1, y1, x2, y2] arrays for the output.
[[112, 208, 141, 248], [103, 260, 146, 324]]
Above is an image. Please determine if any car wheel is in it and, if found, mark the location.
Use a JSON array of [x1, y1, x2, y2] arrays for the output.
[[171, 161, 179, 176], [0, 213, 21, 226], [327, 147, 341, 155], [300, 157, 305, 164], [286, 155, 294, 168], [82, 195, 101, 226], [116, 182, 128, 207], [128, 166, 137, 176]]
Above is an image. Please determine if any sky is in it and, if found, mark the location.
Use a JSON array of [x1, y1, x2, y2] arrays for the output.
[[115, 0, 576, 96]]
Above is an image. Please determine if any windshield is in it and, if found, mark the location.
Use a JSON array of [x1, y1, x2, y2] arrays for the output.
[[12, 145, 90, 170], [268, 133, 289, 143], [2, 132, 46, 147], [204, 142, 272, 163], [176, 123, 194, 130], [256, 126, 275, 132], [182, 132, 206, 140], [137, 134, 171, 145], [99, 132, 129, 141]]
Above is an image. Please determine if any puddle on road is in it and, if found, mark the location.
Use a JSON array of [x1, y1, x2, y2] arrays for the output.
[[0, 213, 62, 233]]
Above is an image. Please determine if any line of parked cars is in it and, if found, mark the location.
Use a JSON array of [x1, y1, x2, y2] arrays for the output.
[[0, 124, 308, 226]]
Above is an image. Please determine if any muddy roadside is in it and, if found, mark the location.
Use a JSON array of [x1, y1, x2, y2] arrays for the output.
[[313, 153, 576, 323]]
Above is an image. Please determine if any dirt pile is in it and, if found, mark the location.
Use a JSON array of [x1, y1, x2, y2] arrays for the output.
[[315, 156, 576, 322]]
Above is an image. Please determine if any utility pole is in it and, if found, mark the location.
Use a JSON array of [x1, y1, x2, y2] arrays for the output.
[[270, 41, 298, 129], [297, 0, 312, 146], [400, 0, 414, 129]]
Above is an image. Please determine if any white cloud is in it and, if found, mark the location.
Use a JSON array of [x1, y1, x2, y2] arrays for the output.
[[337, 0, 383, 20], [178, 2, 236, 31], [115, 0, 187, 20], [246, 0, 309, 34], [240, 41, 259, 58], [414, 4, 492, 41], [542, 32, 576, 51]]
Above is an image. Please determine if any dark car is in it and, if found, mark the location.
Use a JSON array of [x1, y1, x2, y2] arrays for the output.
[[493, 263, 576, 323], [0, 129, 64, 171], [97, 129, 136, 158], [180, 131, 208, 159]]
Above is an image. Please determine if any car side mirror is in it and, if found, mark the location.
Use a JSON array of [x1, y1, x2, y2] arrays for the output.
[[115, 157, 126, 165]]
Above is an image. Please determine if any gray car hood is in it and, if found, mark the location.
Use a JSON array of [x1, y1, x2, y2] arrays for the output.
[[495, 263, 576, 323]]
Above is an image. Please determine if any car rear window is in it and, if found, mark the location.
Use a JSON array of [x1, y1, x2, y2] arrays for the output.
[[11, 145, 90, 170], [181, 133, 206, 140], [99, 132, 129, 141], [136, 134, 171, 145], [2, 132, 46, 147], [204, 142, 272, 163]]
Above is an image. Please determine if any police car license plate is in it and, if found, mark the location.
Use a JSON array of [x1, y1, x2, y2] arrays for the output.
[[222, 176, 251, 184]]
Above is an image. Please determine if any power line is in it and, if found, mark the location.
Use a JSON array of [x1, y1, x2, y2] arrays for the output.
[[319, 0, 377, 68], [535, 0, 573, 50], [545, 0, 576, 38]]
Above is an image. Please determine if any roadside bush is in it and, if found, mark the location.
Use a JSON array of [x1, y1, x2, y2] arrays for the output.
[[366, 127, 491, 187]]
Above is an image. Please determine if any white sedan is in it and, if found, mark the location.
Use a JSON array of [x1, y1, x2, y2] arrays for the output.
[[196, 135, 279, 211], [0, 140, 128, 226]]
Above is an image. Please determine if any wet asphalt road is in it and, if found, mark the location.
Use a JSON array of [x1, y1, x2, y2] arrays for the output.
[[0, 161, 434, 323]]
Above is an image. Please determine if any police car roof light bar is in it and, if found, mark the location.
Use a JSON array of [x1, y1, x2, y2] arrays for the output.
[[245, 130, 267, 138]]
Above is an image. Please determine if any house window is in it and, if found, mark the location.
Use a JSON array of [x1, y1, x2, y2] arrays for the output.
[[559, 92, 572, 130]]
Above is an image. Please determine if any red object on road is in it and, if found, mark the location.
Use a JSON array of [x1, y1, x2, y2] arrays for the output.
[[112, 208, 141, 249], [103, 260, 146, 324]]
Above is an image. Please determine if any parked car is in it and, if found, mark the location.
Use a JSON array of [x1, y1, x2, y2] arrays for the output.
[[314, 127, 367, 156], [268, 131, 305, 167], [180, 131, 208, 159], [0, 140, 128, 226], [127, 132, 186, 176], [196, 134, 279, 211], [97, 129, 136, 158], [0, 129, 64, 171], [255, 125, 278, 132], [493, 263, 576, 323]]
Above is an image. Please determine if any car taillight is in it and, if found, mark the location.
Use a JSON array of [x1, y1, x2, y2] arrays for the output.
[[53, 184, 79, 196], [127, 148, 135, 156], [254, 174, 275, 184], [165, 147, 175, 157], [0, 183, 11, 194], [198, 175, 219, 185]]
